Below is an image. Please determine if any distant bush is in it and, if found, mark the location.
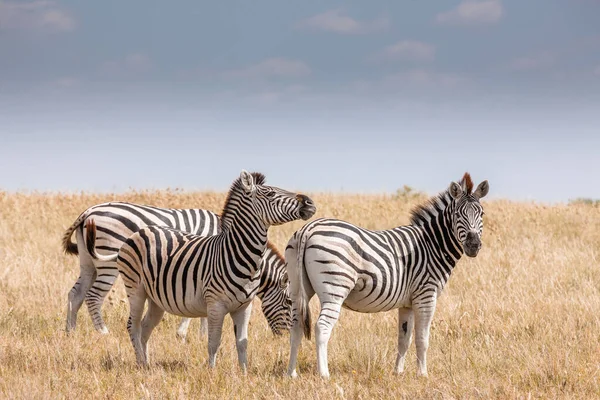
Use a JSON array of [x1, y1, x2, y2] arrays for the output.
[[569, 198, 600, 206], [394, 185, 425, 200]]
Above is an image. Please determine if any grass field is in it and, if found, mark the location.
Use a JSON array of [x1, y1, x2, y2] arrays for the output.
[[1, 189, 600, 399]]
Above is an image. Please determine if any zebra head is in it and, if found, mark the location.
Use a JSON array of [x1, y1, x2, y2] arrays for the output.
[[239, 170, 316, 226], [259, 271, 292, 336], [448, 173, 489, 258]]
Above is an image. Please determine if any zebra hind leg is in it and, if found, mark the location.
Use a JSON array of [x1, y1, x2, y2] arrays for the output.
[[84, 266, 119, 334], [176, 318, 192, 342], [199, 317, 208, 337], [206, 302, 227, 369], [126, 287, 149, 367], [287, 301, 305, 378], [315, 299, 344, 379], [395, 307, 414, 374], [140, 299, 165, 365], [230, 302, 253, 374], [65, 260, 96, 333]]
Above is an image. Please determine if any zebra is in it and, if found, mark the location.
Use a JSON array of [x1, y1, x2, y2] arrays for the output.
[[62, 201, 292, 338], [285, 172, 489, 378], [85, 170, 316, 372]]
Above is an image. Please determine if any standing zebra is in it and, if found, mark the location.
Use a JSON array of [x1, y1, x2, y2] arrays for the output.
[[63, 201, 292, 337], [86, 171, 316, 371], [286, 173, 489, 378]]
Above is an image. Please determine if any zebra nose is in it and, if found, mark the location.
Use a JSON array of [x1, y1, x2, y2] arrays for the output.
[[466, 231, 478, 241], [297, 194, 314, 206]]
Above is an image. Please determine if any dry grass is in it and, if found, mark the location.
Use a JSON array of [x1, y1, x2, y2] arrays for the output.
[[1, 189, 600, 399]]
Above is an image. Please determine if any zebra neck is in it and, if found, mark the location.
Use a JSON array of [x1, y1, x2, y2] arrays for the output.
[[422, 208, 463, 269], [408, 192, 463, 269], [221, 203, 268, 276]]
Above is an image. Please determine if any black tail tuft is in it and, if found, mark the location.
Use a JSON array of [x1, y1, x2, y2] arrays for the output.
[[303, 306, 311, 340], [64, 241, 79, 255], [85, 220, 97, 257]]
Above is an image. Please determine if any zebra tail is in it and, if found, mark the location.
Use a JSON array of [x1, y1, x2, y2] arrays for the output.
[[61, 209, 90, 255], [85, 219, 118, 262], [296, 230, 312, 340]]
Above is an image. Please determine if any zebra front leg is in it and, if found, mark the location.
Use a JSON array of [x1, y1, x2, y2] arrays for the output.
[[413, 297, 437, 378], [315, 300, 343, 379], [84, 266, 119, 334], [140, 299, 165, 365], [66, 261, 96, 333], [395, 307, 414, 374], [230, 302, 253, 374], [176, 318, 192, 342], [126, 289, 149, 367], [206, 302, 227, 369]]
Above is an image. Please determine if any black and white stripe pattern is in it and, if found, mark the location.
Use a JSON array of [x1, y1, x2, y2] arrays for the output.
[[286, 173, 489, 378], [86, 171, 316, 371], [63, 201, 291, 337]]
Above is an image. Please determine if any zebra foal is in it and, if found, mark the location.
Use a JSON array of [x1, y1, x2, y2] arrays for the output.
[[86, 170, 316, 372], [286, 172, 489, 378], [62, 201, 292, 338]]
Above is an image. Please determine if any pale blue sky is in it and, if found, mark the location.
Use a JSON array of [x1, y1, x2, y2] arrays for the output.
[[1, 0, 599, 202]]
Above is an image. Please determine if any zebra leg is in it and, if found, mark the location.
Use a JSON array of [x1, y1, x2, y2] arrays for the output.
[[414, 299, 437, 378], [394, 307, 414, 374], [66, 259, 96, 333], [176, 318, 192, 342], [315, 300, 343, 379], [140, 299, 165, 365], [287, 302, 304, 378], [230, 302, 253, 374], [206, 302, 227, 369], [199, 317, 208, 337], [287, 267, 315, 378], [126, 288, 148, 367], [84, 265, 119, 334]]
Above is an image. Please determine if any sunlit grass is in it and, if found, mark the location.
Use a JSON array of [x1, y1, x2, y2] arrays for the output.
[[1, 190, 600, 398]]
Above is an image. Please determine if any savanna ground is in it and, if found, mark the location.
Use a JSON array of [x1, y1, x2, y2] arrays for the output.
[[1, 188, 600, 399]]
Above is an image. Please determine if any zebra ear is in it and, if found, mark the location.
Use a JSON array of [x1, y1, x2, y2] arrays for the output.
[[240, 170, 255, 193], [449, 181, 463, 200], [280, 272, 289, 288], [473, 180, 489, 199]]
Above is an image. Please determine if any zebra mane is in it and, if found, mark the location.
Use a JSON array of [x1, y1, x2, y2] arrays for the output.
[[461, 172, 473, 195], [409, 172, 472, 226], [409, 191, 451, 226], [219, 172, 266, 230], [265, 240, 284, 263]]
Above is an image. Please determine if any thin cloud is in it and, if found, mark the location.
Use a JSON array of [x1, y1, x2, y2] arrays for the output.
[[0, 1, 75, 32], [384, 69, 467, 88], [436, 0, 504, 26], [53, 77, 80, 88], [375, 40, 436, 62], [296, 9, 389, 35], [507, 52, 556, 71], [100, 53, 153, 76], [222, 58, 311, 79]]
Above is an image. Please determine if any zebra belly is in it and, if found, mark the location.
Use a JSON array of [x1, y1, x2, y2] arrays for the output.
[[342, 284, 412, 313], [143, 283, 208, 318]]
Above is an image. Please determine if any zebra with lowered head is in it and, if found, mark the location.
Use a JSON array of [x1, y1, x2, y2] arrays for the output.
[[62, 201, 292, 338], [285, 172, 489, 378], [86, 170, 316, 372]]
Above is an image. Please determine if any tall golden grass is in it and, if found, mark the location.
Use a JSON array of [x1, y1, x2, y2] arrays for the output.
[[1, 189, 600, 399]]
